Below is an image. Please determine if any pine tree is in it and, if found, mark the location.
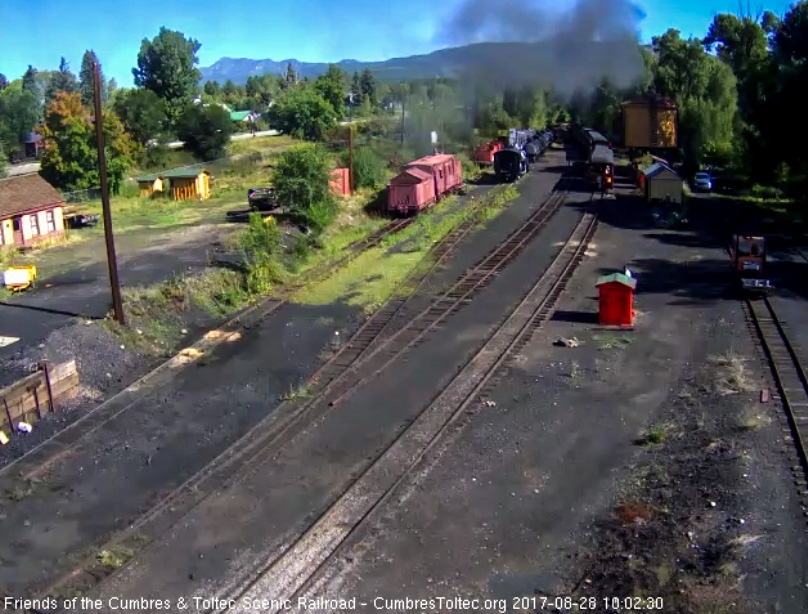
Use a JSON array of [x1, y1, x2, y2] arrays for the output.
[[284, 62, 297, 87], [79, 50, 106, 107], [46, 57, 78, 107]]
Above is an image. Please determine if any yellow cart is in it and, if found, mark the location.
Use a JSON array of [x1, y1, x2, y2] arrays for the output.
[[3, 265, 37, 292]]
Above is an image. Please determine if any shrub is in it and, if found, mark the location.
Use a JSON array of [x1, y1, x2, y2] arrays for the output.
[[273, 144, 337, 232], [175, 103, 235, 160], [341, 147, 385, 190], [239, 213, 285, 294]]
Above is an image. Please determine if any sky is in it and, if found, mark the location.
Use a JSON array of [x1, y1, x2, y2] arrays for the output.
[[0, 0, 798, 85]]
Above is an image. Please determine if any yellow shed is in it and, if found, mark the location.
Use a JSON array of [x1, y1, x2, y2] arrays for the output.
[[622, 95, 678, 149], [164, 169, 211, 202], [134, 174, 164, 197]]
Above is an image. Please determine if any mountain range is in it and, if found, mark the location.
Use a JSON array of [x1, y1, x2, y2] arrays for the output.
[[199, 41, 651, 87]]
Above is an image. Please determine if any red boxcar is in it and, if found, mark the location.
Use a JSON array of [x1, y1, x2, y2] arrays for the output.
[[329, 167, 351, 197], [404, 154, 463, 199], [472, 140, 504, 166], [388, 167, 436, 215]]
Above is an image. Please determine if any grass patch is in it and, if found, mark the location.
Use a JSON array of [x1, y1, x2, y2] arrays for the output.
[[6, 480, 36, 502], [294, 184, 520, 313], [736, 406, 772, 431], [95, 546, 134, 569], [708, 351, 756, 395], [638, 424, 669, 446], [280, 383, 311, 401], [594, 334, 633, 350], [227, 134, 297, 156]]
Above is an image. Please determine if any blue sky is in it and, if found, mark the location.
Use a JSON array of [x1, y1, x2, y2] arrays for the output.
[[0, 0, 797, 85]]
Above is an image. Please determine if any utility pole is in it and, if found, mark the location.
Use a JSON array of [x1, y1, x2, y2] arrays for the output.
[[93, 61, 125, 325], [348, 124, 355, 193], [400, 97, 405, 146]]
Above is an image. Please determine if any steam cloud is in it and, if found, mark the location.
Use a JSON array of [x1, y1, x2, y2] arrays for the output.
[[437, 0, 647, 97]]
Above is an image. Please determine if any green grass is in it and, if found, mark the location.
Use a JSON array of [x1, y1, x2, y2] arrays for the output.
[[227, 134, 298, 156], [643, 427, 667, 445], [95, 546, 135, 569], [294, 184, 520, 313]]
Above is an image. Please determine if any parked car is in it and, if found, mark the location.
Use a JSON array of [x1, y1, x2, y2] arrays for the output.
[[65, 213, 100, 229], [248, 187, 279, 212], [692, 172, 712, 192]]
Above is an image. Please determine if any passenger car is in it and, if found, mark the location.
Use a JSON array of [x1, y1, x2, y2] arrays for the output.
[[692, 172, 712, 192]]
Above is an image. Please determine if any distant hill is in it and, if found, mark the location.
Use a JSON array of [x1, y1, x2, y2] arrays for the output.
[[199, 41, 645, 88]]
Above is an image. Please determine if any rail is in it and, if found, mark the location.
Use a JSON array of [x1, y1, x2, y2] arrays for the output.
[[31, 189, 569, 604], [224, 198, 599, 612]]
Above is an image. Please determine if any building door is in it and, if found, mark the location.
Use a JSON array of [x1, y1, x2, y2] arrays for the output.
[[12, 217, 22, 245]]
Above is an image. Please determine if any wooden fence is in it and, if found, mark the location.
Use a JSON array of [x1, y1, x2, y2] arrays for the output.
[[0, 361, 79, 436]]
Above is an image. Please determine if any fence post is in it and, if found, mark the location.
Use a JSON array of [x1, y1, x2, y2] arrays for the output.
[[41, 360, 55, 413], [3, 398, 12, 431]]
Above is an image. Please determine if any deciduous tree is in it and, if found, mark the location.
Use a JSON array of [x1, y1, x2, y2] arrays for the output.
[[314, 65, 346, 119], [268, 86, 336, 140], [40, 91, 134, 192], [0, 85, 39, 151], [175, 103, 234, 159], [133, 27, 202, 124], [272, 144, 336, 232], [113, 88, 169, 145]]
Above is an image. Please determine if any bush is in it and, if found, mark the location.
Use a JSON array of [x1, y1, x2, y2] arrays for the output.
[[239, 213, 285, 294], [341, 147, 385, 190], [175, 104, 235, 160], [268, 86, 337, 141], [273, 144, 337, 232]]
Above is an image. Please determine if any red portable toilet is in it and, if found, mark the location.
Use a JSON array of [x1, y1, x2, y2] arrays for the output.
[[596, 272, 636, 327]]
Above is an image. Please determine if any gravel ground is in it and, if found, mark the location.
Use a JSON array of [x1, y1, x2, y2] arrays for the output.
[[296, 195, 808, 613], [0, 158, 570, 597]]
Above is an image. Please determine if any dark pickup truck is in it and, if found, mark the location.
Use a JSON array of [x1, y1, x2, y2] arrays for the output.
[[248, 187, 280, 211], [65, 213, 101, 229]]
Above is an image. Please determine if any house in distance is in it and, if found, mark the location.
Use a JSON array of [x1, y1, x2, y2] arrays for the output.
[[0, 174, 67, 248]]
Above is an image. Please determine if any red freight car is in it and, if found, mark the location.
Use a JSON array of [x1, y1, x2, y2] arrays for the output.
[[473, 140, 504, 166], [405, 154, 463, 198], [388, 167, 436, 215]]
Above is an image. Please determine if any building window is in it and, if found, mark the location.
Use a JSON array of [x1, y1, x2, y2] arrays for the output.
[[45, 210, 55, 233], [30, 214, 40, 236]]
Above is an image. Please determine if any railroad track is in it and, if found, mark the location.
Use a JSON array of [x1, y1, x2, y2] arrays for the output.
[[30, 189, 567, 604], [220, 199, 599, 614], [746, 296, 808, 489], [0, 217, 415, 485]]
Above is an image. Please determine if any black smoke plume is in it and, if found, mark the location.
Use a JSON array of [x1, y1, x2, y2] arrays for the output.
[[436, 0, 647, 97]]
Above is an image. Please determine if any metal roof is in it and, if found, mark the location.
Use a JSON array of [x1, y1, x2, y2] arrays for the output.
[[391, 168, 432, 183], [596, 273, 636, 289], [162, 168, 210, 179], [644, 162, 680, 179], [229, 110, 252, 122], [134, 173, 161, 182]]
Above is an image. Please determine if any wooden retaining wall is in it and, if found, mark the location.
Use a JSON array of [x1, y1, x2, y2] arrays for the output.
[[0, 361, 79, 435]]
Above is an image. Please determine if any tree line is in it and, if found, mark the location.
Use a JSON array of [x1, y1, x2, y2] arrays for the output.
[[2, 2, 807, 192]]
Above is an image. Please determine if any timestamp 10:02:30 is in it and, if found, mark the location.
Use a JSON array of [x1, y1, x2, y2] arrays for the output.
[[512, 596, 666, 610]]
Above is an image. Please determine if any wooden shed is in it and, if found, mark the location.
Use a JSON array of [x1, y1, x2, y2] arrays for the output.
[[621, 95, 678, 149], [641, 162, 683, 205], [134, 174, 164, 198], [163, 168, 211, 201]]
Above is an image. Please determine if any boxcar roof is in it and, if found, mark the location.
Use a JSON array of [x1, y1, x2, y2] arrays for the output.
[[391, 167, 432, 183]]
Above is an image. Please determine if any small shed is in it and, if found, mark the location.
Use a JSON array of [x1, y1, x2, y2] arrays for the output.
[[163, 168, 211, 201], [134, 173, 164, 198], [642, 162, 683, 205], [329, 168, 351, 197], [596, 273, 636, 327], [22, 132, 44, 159]]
